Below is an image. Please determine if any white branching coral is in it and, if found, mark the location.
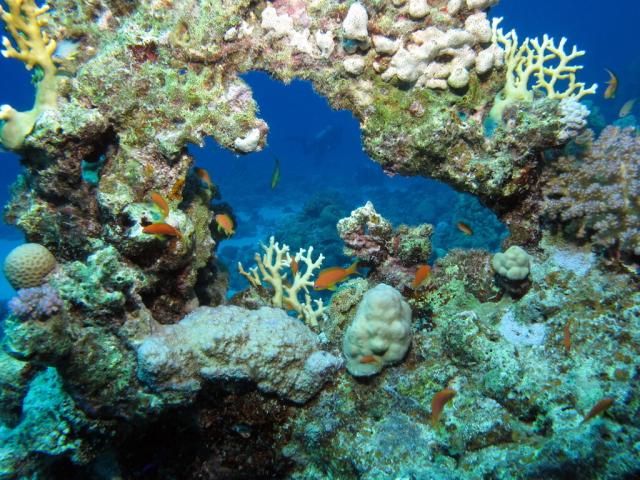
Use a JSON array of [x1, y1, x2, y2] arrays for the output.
[[489, 17, 597, 122], [238, 236, 327, 328]]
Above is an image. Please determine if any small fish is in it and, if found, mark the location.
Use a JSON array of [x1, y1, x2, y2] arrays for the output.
[[431, 388, 457, 427], [563, 320, 572, 355], [290, 258, 299, 276], [412, 264, 432, 289], [314, 262, 359, 291], [194, 167, 212, 189], [619, 98, 636, 118], [150, 192, 170, 219], [142, 222, 183, 239], [271, 156, 281, 189], [215, 213, 235, 236], [604, 69, 618, 99], [359, 355, 378, 364], [456, 221, 473, 236], [582, 397, 615, 424]]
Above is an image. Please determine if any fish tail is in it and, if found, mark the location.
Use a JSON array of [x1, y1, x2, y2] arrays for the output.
[[347, 261, 359, 276]]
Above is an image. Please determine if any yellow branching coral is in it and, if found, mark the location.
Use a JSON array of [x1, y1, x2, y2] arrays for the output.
[[489, 17, 597, 122], [238, 236, 327, 328], [0, 0, 58, 149]]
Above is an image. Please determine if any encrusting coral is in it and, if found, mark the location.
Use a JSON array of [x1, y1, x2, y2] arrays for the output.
[[488, 17, 597, 123], [238, 236, 327, 327], [0, 0, 58, 149]]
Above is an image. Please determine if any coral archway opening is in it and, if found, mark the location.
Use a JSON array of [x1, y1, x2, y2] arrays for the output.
[[188, 72, 507, 294]]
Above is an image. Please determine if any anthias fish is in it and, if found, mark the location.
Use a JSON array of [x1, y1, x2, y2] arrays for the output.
[[457, 221, 473, 236], [582, 397, 615, 424], [150, 192, 169, 219], [215, 213, 235, 236], [314, 262, 359, 291], [290, 258, 299, 276], [271, 156, 281, 189], [604, 69, 618, 99], [194, 167, 212, 189], [431, 388, 457, 427], [412, 264, 432, 289], [619, 98, 636, 118], [143, 222, 182, 239]]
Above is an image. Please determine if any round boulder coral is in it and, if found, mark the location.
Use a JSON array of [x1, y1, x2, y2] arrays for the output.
[[3, 243, 57, 290], [342, 283, 412, 377], [491, 246, 531, 281]]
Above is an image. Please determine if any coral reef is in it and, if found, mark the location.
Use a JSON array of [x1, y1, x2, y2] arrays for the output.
[[7, 284, 62, 320], [337, 201, 433, 290], [488, 17, 597, 123], [281, 238, 640, 479], [238, 237, 327, 327], [137, 305, 342, 404], [3, 242, 56, 289], [0, 0, 59, 149], [542, 126, 640, 258], [0, 0, 636, 477], [342, 284, 412, 377]]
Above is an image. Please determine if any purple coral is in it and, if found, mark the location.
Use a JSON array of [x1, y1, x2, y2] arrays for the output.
[[542, 126, 640, 257], [8, 284, 63, 321]]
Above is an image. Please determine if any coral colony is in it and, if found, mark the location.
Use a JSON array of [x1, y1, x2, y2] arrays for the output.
[[0, 0, 638, 478]]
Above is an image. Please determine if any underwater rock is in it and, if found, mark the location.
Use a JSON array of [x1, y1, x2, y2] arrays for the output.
[[136, 306, 342, 403]]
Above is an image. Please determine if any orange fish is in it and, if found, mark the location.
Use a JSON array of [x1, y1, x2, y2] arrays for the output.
[[412, 264, 432, 289], [431, 388, 457, 427], [604, 69, 617, 99], [359, 355, 378, 364], [143, 222, 183, 239], [290, 258, 299, 276], [150, 192, 170, 219], [314, 262, 359, 291], [215, 213, 235, 236], [194, 167, 212, 189], [582, 397, 615, 424], [457, 221, 473, 236]]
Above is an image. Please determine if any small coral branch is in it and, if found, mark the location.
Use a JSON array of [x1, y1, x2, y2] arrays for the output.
[[0, 0, 58, 149], [489, 18, 597, 122], [238, 236, 326, 328]]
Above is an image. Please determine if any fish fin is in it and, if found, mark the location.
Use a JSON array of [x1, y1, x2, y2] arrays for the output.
[[328, 285, 337, 291], [347, 261, 359, 276]]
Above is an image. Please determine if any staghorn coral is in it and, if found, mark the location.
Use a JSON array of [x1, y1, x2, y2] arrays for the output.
[[238, 236, 327, 327], [488, 17, 597, 123], [0, 0, 58, 149], [542, 126, 640, 257]]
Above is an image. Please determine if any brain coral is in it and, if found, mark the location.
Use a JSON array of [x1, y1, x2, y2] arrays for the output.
[[3, 243, 57, 289], [542, 126, 640, 257]]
